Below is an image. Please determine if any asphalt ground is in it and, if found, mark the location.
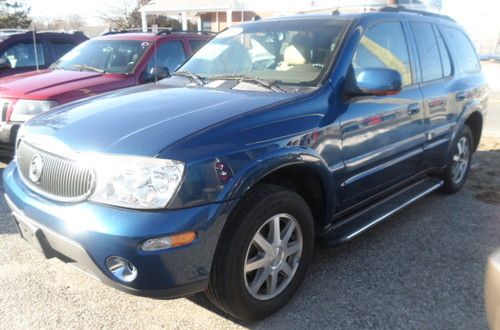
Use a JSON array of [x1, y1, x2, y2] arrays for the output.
[[0, 63, 499, 329]]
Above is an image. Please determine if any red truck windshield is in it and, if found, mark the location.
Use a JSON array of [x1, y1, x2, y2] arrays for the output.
[[54, 39, 151, 74]]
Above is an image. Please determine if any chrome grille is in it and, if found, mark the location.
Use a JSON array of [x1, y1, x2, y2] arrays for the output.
[[16, 140, 95, 202]]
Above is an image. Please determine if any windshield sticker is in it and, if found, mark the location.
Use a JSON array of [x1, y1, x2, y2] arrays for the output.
[[141, 41, 150, 48], [194, 43, 229, 60]]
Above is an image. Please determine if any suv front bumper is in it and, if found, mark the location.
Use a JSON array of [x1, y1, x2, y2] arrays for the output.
[[3, 162, 237, 298]]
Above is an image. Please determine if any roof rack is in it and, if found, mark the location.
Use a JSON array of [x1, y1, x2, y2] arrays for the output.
[[156, 29, 217, 36], [379, 6, 455, 22], [0, 28, 28, 34], [101, 28, 144, 36]]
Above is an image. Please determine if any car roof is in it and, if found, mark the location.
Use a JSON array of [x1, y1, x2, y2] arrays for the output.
[[245, 8, 457, 27], [95, 32, 212, 42], [0, 30, 87, 41]]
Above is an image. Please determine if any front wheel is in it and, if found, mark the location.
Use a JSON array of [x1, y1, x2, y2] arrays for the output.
[[440, 125, 473, 194], [205, 184, 315, 321]]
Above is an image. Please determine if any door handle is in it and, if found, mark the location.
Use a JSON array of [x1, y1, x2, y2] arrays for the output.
[[407, 103, 420, 115], [456, 91, 466, 102]]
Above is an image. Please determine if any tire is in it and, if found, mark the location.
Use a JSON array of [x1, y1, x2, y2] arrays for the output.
[[440, 125, 474, 194], [205, 184, 315, 321]]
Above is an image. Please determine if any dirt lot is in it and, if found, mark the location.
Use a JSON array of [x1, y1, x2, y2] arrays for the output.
[[468, 137, 500, 204]]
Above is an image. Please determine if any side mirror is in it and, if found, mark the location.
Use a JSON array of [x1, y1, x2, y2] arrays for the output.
[[151, 66, 170, 80], [0, 58, 11, 70], [142, 67, 171, 83], [345, 68, 402, 97]]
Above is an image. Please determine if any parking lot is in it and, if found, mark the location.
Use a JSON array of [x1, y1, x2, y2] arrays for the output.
[[0, 64, 499, 329]]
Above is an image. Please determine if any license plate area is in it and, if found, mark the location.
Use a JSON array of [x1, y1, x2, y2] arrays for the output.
[[13, 214, 54, 258]]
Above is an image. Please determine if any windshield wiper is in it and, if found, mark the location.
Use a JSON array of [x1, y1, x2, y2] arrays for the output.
[[171, 71, 204, 86], [49, 62, 62, 70], [208, 74, 286, 93], [71, 64, 105, 73]]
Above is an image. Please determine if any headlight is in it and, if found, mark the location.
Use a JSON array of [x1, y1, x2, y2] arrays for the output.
[[10, 99, 59, 122], [85, 154, 185, 209]]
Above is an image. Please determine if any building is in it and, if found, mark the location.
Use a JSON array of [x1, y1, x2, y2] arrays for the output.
[[139, 0, 430, 32]]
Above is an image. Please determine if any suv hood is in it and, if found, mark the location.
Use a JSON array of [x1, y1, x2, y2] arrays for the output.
[[23, 82, 296, 156], [0, 69, 125, 99]]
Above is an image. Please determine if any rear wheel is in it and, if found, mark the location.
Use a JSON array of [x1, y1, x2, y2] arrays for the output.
[[205, 184, 314, 321], [440, 125, 473, 194]]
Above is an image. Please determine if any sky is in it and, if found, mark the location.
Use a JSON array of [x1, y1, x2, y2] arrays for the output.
[[25, 0, 500, 38], [26, 0, 136, 25]]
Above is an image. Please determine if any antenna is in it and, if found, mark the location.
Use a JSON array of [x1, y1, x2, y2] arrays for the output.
[[154, 16, 158, 83], [154, 38, 158, 83], [31, 24, 39, 71]]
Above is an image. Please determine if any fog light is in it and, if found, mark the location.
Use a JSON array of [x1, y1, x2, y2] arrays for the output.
[[142, 231, 196, 251], [106, 256, 137, 282]]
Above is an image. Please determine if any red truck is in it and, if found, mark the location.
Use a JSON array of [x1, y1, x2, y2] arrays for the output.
[[0, 31, 211, 156]]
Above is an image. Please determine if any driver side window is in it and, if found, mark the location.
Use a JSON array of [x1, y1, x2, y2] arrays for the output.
[[142, 41, 187, 81], [0, 41, 45, 68], [352, 22, 412, 86]]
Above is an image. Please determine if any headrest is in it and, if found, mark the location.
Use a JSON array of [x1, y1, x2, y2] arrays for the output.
[[284, 45, 307, 66], [283, 35, 310, 66]]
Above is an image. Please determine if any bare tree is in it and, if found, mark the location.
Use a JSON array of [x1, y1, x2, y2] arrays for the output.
[[0, 0, 31, 28], [99, 0, 187, 31], [33, 15, 87, 31]]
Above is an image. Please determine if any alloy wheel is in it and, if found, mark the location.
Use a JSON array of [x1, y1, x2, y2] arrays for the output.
[[451, 136, 470, 184], [244, 213, 303, 300]]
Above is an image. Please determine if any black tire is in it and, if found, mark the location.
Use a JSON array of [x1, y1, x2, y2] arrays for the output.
[[205, 184, 315, 321], [440, 125, 474, 194]]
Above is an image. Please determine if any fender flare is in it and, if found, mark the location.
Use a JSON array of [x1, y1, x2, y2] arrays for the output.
[[446, 100, 484, 158], [215, 147, 337, 226]]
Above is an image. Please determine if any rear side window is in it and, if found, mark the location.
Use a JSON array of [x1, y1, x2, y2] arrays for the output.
[[50, 40, 76, 60], [189, 39, 207, 53], [444, 27, 480, 75], [352, 21, 412, 86], [434, 26, 452, 77], [411, 22, 443, 82]]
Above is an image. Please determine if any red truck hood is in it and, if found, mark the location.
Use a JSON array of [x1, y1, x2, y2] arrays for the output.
[[0, 69, 130, 102]]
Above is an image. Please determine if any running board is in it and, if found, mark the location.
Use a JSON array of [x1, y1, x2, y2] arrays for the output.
[[319, 178, 444, 246]]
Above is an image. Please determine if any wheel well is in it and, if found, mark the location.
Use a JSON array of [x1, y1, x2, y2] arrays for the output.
[[465, 111, 483, 151], [255, 165, 327, 231]]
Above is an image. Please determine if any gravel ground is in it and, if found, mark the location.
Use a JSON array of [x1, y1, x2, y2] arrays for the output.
[[0, 137, 499, 329]]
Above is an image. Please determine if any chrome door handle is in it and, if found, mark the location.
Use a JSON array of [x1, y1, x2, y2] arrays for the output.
[[407, 103, 420, 115], [456, 91, 466, 102]]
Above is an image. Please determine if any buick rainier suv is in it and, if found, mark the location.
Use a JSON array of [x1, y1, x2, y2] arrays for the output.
[[3, 8, 488, 321]]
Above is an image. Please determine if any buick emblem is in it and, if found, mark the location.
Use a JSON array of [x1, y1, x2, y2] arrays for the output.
[[29, 154, 43, 183]]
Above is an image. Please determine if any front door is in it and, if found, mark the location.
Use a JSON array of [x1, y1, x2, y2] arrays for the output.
[[339, 20, 425, 209]]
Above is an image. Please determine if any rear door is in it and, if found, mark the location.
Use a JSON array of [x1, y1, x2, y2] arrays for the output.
[[339, 20, 425, 209], [409, 20, 457, 168]]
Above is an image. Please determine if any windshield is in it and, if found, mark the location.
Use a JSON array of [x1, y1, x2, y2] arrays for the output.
[[54, 39, 151, 74], [179, 18, 349, 86]]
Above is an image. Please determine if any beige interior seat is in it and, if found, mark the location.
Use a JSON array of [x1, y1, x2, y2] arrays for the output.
[[277, 35, 320, 74]]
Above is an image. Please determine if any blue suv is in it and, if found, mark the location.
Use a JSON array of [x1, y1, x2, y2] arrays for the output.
[[3, 8, 488, 321]]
